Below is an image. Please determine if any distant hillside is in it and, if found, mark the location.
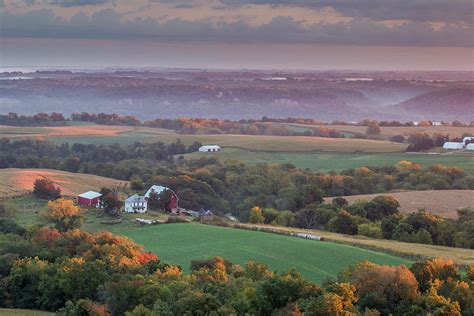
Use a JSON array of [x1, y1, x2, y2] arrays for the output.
[[391, 87, 474, 121], [0, 168, 128, 198]]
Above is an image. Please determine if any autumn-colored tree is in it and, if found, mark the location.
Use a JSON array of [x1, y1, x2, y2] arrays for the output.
[[342, 261, 420, 314], [248, 206, 265, 224], [100, 188, 123, 215], [42, 199, 83, 232], [410, 258, 459, 292], [33, 178, 61, 200]]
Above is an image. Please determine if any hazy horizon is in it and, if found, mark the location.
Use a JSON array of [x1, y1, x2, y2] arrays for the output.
[[1, 0, 473, 71]]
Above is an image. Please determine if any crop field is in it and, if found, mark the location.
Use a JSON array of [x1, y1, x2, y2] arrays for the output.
[[122, 223, 411, 283], [0, 124, 406, 153], [0, 168, 128, 198], [184, 148, 474, 173], [325, 190, 474, 219], [287, 123, 474, 139]]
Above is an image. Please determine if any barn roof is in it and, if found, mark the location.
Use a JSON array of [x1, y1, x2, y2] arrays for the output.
[[78, 191, 102, 199], [199, 145, 221, 149]]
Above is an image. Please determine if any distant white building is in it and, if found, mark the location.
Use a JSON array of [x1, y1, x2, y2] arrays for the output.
[[199, 145, 222, 152], [466, 143, 474, 151], [124, 194, 148, 213], [463, 136, 474, 145], [432, 121, 443, 126], [443, 142, 464, 150]]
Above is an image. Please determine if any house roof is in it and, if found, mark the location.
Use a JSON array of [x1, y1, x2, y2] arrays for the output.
[[125, 194, 147, 203], [78, 191, 102, 199]]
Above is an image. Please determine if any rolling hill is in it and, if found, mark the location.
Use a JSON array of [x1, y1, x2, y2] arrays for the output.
[[391, 87, 474, 121], [0, 168, 128, 198]]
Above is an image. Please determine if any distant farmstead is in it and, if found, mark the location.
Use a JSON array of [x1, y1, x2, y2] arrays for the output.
[[77, 191, 102, 208], [199, 145, 221, 152], [124, 185, 179, 214]]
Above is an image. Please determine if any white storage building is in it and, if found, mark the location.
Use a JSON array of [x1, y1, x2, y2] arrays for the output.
[[199, 145, 222, 152], [443, 142, 464, 150], [466, 144, 474, 151]]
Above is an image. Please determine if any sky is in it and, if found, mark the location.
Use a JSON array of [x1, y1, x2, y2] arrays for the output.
[[0, 0, 473, 70]]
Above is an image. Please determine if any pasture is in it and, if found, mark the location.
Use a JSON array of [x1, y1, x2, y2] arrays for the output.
[[325, 190, 474, 219], [0, 168, 128, 198], [185, 148, 474, 173], [121, 223, 412, 283]]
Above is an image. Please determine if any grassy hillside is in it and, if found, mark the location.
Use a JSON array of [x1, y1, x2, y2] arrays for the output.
[[242, 224, 474, 266], [122, 223, 412, 283], [0, 168, 128, 198], [325, 190, 474, 219]]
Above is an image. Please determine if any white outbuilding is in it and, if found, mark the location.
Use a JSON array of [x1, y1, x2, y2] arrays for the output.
[[443, 142, 464, 150], [199, 145, 222, 152], [463, 136, 474, 145], [466, 144, 474, 151]]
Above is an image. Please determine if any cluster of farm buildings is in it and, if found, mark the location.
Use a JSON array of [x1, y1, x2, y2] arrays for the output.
[[77, 185, 213, 218], [443, 137, 474, 150]]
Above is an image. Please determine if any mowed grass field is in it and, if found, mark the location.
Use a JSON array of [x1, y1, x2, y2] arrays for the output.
[[122, 223, 412, 283], [325, 190, 474, 219], [0, 168, 128, 198]]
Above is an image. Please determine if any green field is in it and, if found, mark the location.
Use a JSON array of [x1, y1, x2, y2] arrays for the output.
[[185, 148, 474, 173], [122, 223, 412, 283]]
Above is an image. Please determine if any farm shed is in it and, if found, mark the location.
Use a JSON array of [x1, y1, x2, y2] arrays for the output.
[[443, 142, 464, 150], [125, 194, 148, 213], [199, 145, 222, 152], [77, 191, 102, 208], [145, 185, 179, 212], [466, 144, 474, 151]]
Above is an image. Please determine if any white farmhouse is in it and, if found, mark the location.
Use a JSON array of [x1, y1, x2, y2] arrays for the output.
[[443, 142, 464, 150], [124, 194, 148, 213], [199, 145, 221, 152], [432, 121, 443, 126]]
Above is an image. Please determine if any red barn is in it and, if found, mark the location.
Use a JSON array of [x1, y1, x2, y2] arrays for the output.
[[77, 191, 102, 208], [145, 185, 179, 212]]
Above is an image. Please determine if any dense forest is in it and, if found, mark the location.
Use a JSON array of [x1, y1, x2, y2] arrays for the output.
[[0, 217, 472, 315]]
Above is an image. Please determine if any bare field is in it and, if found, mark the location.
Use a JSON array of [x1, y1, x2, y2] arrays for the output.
[[0, 124, 136, 138], [242, 224, 474, 266], [0, 168, 128, 198], [325, 190, 474, 219], [288, 123, 474, 138]]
